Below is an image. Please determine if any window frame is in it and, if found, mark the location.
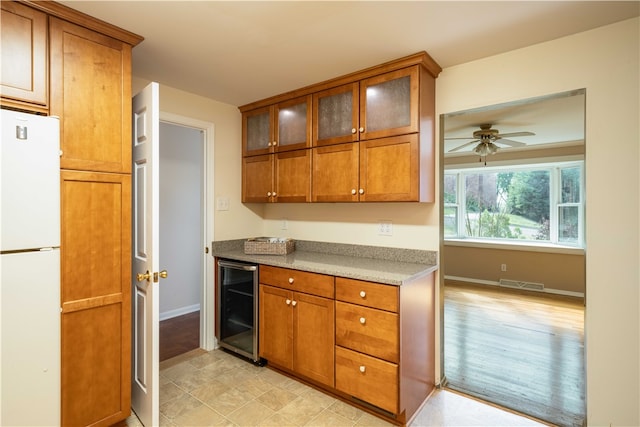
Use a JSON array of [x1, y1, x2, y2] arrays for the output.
[[444, 161, 585, 249]]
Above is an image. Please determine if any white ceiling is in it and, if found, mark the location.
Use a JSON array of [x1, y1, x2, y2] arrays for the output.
[[60, 1, 639, 108], [443, 90, 586, 155], [59, 1, 637, 156]]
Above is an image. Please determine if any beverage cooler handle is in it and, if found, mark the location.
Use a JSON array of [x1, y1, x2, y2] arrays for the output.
[[217, 259, 258, 271]]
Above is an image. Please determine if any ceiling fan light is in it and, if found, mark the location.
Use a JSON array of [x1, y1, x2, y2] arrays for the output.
[[474, 141, 499, 156]]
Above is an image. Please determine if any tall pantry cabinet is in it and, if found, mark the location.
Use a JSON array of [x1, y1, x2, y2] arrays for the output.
[[1, 1, 143, 426]]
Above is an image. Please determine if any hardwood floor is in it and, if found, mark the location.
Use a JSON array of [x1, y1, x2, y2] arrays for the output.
[[444, 281, 585, 427], [160, 311, 200, 362]]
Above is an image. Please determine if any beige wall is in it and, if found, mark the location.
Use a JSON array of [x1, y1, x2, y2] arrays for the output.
[[133, 16, 639, 425], [444, 245, 585, 295], [132, 77, 263, 241], [437, 18, 639, 426]]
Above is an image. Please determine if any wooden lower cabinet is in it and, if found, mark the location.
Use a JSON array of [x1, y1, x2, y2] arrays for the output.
[[259, 265, 435, 425], [60, 170, 131, 426], [335, 274, 435, 424], [259, 265, 335, 387], [335, 346, 398, 414], [335, 301, 399, 363], [259, 284, 335, 387]]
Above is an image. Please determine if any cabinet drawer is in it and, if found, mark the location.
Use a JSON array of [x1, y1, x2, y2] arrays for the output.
[[336, 277, 398, 312], [260, 265, 334, 298], [335, 346, 398, 414], [335, 301, 398, 363]]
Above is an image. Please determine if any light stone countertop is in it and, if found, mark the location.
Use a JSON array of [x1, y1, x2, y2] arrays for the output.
[[212, 239, 438, 286]]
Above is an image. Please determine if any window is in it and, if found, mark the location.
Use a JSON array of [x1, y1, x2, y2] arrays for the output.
[[444, 162, 584, 247]]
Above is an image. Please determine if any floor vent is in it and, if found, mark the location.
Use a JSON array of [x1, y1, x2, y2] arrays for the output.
[[499, 279, 544, 292]]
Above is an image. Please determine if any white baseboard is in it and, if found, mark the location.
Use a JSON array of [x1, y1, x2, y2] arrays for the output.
[[445, 275, 584, 298], [160, 304, 200, 321]]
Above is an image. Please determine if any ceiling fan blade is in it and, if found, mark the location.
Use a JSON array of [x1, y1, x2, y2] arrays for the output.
[[498, 131, 535, 138], [496, 138, 526, 147], [448, 140, 479, 152], [444, 136, 476, 140]]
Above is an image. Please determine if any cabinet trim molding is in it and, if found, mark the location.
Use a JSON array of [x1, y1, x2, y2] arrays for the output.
[[23, 0, 144, 46], [239, 51, 441, 113]]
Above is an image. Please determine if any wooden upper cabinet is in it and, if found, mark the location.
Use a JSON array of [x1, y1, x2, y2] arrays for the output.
[[275, 149, 311, 203], [243, 105, 274, 157], [313, 66, 419, 147], [360, 66, 419, 140], [360, 134, 420, 202], [312, 143, 359, 202], [242, 154, 273, 203], [313, 83, 359, 147], [244, 95, 312, 157], [50, 17, 132, 173], [312, 134, 421, 202], [275, 95, 312, 152], [0, 1, 48, 112], [243, 150, 311, 203], [241, 51, 440, 203]]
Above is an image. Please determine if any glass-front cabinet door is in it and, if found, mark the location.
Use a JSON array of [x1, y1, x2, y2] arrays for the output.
[[275, 95, 311, 152], [243, 105, 273, 156], [360, 66, 419, 141], [313, 83, 359, 147]]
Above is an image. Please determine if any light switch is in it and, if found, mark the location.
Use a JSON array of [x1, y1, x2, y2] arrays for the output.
[[216, 197, 230, 211]]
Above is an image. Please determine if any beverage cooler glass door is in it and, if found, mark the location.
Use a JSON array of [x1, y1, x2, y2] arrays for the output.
[[216, 259, 259, 362]]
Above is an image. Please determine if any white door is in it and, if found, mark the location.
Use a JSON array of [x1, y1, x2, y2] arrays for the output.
[[131, 82, 162, 426]]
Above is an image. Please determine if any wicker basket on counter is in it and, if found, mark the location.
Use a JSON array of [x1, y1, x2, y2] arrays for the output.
[[244, 237, 295, 255]]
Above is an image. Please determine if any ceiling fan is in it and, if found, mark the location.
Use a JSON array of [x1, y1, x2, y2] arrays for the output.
[[446, 124, 535, 159]]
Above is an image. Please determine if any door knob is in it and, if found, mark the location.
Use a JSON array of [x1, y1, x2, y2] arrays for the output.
[[154, 270, 168, 282], [136, 271, 151, 282]]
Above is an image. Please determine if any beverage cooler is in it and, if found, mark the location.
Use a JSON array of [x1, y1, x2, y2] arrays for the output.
[[216, 259, 261, 363]]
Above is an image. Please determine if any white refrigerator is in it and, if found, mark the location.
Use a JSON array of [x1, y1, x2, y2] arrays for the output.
[[1, 109, 60, 425]]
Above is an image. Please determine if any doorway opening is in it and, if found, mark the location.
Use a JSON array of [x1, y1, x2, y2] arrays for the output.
[[157, 115, 215, 362], [440, 90, 586, 427]]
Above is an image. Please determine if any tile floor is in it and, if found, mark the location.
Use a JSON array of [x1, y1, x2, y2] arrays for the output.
[[126, 348, 549, 427]]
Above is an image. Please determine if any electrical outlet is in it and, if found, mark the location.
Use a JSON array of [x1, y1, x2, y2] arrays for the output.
[[281, 219, 288, 230], [501, 263, 507, 272], [378, 221, 393, 236]]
